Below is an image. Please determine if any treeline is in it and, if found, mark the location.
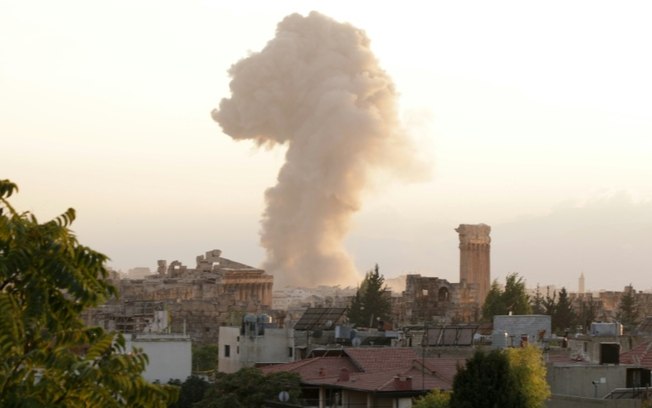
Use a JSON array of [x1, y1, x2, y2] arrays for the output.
[[483, 273, 641, 334]]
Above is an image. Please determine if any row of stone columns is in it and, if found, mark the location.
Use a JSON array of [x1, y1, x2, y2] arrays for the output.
[[225, 283, 273, 306]]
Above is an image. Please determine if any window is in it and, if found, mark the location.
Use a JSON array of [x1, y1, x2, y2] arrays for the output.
[[224, 344, 231, 358], [438, 287, 450, 302], [288, 347, 293, 358]]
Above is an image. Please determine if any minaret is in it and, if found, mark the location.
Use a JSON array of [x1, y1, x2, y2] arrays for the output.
[[456, 224, 491, 306], [579, 272, 585, 294]]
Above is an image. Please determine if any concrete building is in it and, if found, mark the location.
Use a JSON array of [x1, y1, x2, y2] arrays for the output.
[[544, 331, 652, 406], [125, 333, 191, 383], [218, 314, 295, 373], [492, 314, 551, 348]]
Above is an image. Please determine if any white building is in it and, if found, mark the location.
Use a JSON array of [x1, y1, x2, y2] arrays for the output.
[[125, 333, 192, 383], [218, 314, 295, 373], [493, 314, 552, 348]]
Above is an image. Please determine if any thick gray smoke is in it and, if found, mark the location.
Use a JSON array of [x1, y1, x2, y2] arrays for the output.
[[212, 11, 425, 287]]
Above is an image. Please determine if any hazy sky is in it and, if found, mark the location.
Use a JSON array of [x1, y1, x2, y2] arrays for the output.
[[3, 1, 651, 291]]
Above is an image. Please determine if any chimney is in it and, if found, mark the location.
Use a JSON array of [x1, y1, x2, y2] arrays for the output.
[[338, 368, 350, 382], [393, 375, 413, 390]]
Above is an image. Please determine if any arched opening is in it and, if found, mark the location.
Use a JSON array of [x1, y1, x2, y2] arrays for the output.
[[438, 287, 450, 302]]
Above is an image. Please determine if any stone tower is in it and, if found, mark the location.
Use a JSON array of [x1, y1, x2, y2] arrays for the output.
[[579, 272, 585, 294], [456, 224, 491, 306]]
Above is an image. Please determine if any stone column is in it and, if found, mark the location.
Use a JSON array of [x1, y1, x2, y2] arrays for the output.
[[456, 224, 491, 306], [266, 283, 273, 306]]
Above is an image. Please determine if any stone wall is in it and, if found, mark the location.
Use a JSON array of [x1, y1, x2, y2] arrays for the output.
[[395, 274, 479, 325], [85, 250, 274, 345]]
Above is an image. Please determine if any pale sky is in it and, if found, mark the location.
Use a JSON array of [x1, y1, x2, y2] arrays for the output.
[[2, 0, 651, 291]]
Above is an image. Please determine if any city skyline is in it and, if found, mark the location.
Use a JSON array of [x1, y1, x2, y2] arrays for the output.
[[3, 1, 651, 291]]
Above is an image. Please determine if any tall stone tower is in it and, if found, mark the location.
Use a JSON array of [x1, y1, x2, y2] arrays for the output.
[[579, 272, 585, 294], [456, 224, 491, 306]]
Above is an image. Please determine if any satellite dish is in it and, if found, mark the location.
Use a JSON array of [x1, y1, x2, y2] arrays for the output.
[[352, 337, 362, 347], [324, 320, 333, 328], [278, 391, 290, 402]]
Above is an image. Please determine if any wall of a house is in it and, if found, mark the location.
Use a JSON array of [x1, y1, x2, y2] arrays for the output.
[[547, 395, 641, 408], [218, 326, 241, 373], [218, 326, 294, 373], [125, 333, 191, 383], [547, 364, 628, 398]]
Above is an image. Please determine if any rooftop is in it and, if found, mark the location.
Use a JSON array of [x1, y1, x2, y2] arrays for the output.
[[260, 347, 465, 393]]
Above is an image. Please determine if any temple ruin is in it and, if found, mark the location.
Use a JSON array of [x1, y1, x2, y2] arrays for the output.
[[85, 250, 273, 344], [397, 274, 480, 324], [394, 224, 491, 325]]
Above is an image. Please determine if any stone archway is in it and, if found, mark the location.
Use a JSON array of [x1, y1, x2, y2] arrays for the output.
[[438, 287, 450, 302]]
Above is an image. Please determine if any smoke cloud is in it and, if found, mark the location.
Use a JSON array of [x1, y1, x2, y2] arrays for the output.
[[212, 11, 425, 287]]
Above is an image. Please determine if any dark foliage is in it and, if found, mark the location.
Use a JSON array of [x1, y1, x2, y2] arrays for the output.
[[451, 350, 524, 408], [0, 179, 177, 407], [481, 273, 531, 321], [168, 376, 210, 408], [347, 264, 391, 327], [195, 368, 301, 408]]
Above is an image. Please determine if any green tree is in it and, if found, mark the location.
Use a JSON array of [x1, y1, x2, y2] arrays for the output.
[[617, 285, 640, 333], [552, 287, 574, 335], [451, 347, 550, 408], [543, 286, 556, 317], [0, 180, 177, 407], [481, 273, 531, 321], [192, 344, 219, 372], [505, 345, 551, 408], [413, 389, 450, 408], [576, 297, 596, 334], [347, 264, 391, 327], [481, 281, 506, 322], [450, 349, 523, 408], [530, 284, 546, 314], [195, 367, 301, 408], [168, 376, 209, 408], [503, 273, 532, 315], [347, 290, 365, 328]]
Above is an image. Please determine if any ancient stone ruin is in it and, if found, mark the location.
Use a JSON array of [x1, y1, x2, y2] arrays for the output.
[[394, 224, 491, 325], [85, 250, 273, 344]]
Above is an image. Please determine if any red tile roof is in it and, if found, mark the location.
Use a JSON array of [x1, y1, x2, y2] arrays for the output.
[[303, 357, 462, 392], [620, 340, 652, 369], [344, 347, 418, 372], [261, 347, 466, 393], [260, 356, 360, 380]]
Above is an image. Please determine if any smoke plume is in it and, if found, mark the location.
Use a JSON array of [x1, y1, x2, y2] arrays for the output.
[[212, 11, 425, 287]]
